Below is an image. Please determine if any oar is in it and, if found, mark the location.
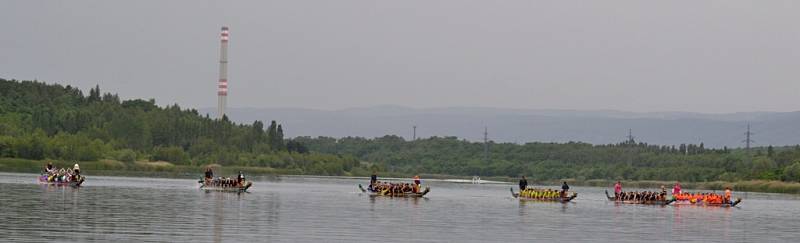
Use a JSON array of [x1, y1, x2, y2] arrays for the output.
[[358, 184, 367, 193]]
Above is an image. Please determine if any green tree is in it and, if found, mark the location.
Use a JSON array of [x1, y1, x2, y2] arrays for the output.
[[783, 162, 800, 182]]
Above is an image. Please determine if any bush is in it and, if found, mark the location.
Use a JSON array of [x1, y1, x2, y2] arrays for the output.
[[113, 149, 137, 163], [150, 146, 189, 164], [783, 162, 800, 182]]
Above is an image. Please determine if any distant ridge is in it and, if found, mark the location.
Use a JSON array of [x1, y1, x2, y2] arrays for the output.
[[201, 106, 800, 148]]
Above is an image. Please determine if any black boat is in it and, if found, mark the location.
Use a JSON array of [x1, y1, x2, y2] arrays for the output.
[[605, 190, 675, 205], [358, 184, 430, 198]]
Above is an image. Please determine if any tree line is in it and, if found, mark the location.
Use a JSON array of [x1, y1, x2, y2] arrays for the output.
[[294, 135, 800, 182], [0, 79, 360, 175]]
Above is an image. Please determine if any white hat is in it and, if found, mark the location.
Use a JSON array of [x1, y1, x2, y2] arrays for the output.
[[73, 164, 80, 170]]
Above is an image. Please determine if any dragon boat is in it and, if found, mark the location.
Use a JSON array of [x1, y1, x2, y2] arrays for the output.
[[672, 198, 742, 207], [510, 188, 577, 203], [38, 174, 84, 187], [605, 190, 675, 205], [199, 179, 252, 192], [358, 184, 430, 198]]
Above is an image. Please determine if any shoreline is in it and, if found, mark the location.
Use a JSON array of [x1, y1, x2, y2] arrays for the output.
[[3, 158, 800, 194]]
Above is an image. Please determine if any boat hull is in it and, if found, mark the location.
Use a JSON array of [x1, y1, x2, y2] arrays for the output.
[[38, 175, 84, 187], [673, 198, 742, 207], [200, 181, 252, 192], [511, 188, 577, 203], [358, 184, 430, 198]]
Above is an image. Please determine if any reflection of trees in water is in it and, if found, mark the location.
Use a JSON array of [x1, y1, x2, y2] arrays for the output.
[[212, 193, 224, 243], [261, 192, 280, 241], [33, 185, 82, 241], [210, 192, 245, 243]]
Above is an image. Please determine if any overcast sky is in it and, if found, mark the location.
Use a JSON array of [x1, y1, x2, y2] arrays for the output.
[[1, 1, 798, 113]]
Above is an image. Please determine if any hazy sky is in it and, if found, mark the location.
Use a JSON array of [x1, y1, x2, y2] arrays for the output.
[[2, 1, 798, 113]]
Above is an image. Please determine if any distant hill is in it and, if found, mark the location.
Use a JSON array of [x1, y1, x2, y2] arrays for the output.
[[202, 106, 800, 148]]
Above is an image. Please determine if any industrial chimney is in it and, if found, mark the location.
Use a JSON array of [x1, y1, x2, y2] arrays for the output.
[[217, 26, 229, 119]]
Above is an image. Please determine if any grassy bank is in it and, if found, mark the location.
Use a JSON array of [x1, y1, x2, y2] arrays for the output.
[[4, 158, 800, 194], [0, 158, 319, 179]]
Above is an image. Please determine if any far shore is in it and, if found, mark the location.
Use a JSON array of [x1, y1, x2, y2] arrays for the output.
[[3, 158, 800, 194]]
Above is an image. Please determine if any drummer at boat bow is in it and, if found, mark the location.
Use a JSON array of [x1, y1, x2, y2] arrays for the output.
[[72, 163, 81, 181], [44, 162, 55, 174], [204, 167, 214, 181], [672, 181, 682, 195]]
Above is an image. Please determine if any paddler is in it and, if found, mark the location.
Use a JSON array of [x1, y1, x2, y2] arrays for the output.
[[519, 176, 528, 191]]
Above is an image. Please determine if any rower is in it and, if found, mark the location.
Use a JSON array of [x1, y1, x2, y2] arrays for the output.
[[519, 176, 528, 191], [614, 181, 622, 198]]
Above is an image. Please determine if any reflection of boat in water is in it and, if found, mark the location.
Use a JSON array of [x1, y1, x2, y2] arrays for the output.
[[38, 175, 84, 187], [358, 184, 430, 198], [510, 188, 577, 203], [605, 190, 675, 205], [199, 179, 252, 192], [673, 199, 742, 207]]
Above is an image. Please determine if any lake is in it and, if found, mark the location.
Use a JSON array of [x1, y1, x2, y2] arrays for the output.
[[1, 172, 799, 242]]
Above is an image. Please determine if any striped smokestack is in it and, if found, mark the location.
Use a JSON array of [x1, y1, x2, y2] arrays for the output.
[[217, 26, 229, 119]]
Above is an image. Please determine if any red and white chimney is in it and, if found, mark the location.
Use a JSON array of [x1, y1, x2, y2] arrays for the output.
[[217, 26, 229, 119]]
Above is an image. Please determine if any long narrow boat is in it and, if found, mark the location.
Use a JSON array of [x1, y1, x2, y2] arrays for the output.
[[199, 180, 252, 192], [358, 184, 430, 198], [510, 188, 577, 202], [38, 175, 84, 187], [605, 190, 675, 205], [673, 199, 742, 207]]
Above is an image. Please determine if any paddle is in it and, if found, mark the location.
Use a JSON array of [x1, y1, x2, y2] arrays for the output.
[[358, 184, 367, 193]]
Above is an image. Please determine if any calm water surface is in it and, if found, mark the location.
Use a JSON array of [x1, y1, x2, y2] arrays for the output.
[[1, 172, 799, 242]]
